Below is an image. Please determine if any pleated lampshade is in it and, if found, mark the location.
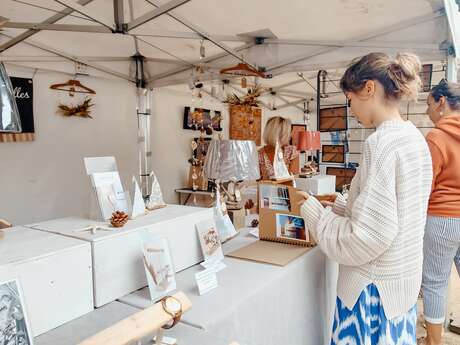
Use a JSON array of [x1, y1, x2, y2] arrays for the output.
[[297, 131, 321, 151]]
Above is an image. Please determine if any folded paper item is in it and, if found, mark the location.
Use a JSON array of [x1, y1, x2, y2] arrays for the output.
[[227, 240, 310, 266]]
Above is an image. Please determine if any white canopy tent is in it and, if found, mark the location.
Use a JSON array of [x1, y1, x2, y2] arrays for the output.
[[1, 0, 459, 102]]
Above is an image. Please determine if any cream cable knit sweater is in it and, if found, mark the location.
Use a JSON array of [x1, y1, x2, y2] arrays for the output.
[[301, 120, 433, 319]]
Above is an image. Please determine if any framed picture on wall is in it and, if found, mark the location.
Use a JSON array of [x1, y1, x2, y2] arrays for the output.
[[322, 145, 345, 163], [319, 106, 347, 132], [0, 77, 35, 143], [183, 107, 222, 131], [290, 124, 307, 146]]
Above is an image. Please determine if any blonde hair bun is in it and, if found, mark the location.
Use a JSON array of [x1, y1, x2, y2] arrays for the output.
[[388, 53, 422, 100]]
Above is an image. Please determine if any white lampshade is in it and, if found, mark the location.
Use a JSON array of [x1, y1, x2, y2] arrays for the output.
[[0, 63, 22, 133], [204, 140, 260, 182]]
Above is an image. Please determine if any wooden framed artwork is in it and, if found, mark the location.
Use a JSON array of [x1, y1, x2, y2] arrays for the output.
[[322, 145, 345, 163], [183, 107, 222, 131], [290, 124, 307, 147], [421, 64, 433, 93], [0, 77, 35, 143], [229, 105, 262, 146], [319, 106, 347, 132], [326, 166, 356, 192]]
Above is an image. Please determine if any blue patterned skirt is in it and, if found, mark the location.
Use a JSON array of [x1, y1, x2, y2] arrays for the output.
[[331, 284, 417, 345]]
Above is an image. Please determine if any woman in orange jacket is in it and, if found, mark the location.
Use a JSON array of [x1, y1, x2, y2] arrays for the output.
[[422, 79, 460, 345]]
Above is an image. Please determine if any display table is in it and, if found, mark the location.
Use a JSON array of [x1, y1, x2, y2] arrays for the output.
[[119, 231, 339, 345], [35, 301, 239, 345], [0, 226, 93, 336], [27, 205, 214, 307]]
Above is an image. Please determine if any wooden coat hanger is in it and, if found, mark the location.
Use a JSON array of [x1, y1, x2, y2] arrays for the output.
[[220, 63, 266, 78], [50, 79, 96, 97]]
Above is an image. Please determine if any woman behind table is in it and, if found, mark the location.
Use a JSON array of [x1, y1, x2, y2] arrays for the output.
[[299, 52, 433, 345], [258, 116, 299, 180], [421, 80, 460, 345]]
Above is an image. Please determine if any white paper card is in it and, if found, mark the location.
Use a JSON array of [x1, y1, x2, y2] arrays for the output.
[[140, 233, 177, 302], [196, 219, 224, 264], [91, 171, 128, 220], [195, 268, 218, 296], [84, 156, 117, 175], [200, 260, 226, 272], [131, 176, 146, 218], [153, 335, 177, 345]]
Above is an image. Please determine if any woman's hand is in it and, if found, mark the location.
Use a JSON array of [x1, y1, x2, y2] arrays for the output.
[[296, 191, 310, 206]]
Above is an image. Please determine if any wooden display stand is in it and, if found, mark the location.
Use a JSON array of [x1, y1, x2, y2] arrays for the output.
[[78, 292, 239, 345], [79, 292, 191, 345]]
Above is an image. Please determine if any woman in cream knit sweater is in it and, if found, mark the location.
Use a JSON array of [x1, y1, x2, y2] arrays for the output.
[[299, 53, 433, 344]]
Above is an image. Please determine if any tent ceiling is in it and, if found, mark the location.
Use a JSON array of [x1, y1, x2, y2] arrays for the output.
[[0, 0, 458, 108]]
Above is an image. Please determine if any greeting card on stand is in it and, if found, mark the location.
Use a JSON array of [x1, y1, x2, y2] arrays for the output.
[[196, 219, 225, 272], [91, 171, 129, 220], [140, 233, 176, 302]]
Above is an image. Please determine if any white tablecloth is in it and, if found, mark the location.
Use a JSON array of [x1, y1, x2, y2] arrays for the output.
[[35, 301, 238, 345], [119, 231, 339, 345]]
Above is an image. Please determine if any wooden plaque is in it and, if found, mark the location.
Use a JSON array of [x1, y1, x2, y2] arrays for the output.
[[319, 106, 347, 132], [322, 145, 345, 163], [326, 167, 356, 191], [229, 105, 262, 145]]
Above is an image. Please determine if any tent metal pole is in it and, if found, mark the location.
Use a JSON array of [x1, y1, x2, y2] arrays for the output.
[[144, 0, 250, 65], [0, 33, 135, 82], [0, 0, 95, 53], [127, 0, 191, 31], [53, 0, 115, 30], [267, 9, 445, 72]]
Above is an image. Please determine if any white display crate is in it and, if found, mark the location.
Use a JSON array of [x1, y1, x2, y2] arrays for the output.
[[0, 226, 93, 336], [295, 174, 336, 195], [28, 205, 214, 307]]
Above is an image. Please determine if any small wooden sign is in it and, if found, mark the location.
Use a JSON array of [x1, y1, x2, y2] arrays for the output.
[[319, 106, 347, 132], [322, 145, 345, 163]]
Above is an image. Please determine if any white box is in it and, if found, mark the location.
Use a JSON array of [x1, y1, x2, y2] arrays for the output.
[[0, 226, 93, 336], [295, 174, 336, 195], [28, 205, 214, 307]]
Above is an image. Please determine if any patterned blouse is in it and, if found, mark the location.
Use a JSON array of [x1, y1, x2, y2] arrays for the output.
[[258, 145, 299, 180]]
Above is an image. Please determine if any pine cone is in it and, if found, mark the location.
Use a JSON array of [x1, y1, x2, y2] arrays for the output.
[[110, 211, 128, 228]]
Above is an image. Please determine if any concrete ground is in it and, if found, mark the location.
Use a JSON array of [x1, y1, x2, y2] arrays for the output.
[[417, 268, 460, 344]]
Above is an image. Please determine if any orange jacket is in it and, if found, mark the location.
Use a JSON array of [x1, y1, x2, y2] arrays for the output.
[[426, 115, 460, 217]]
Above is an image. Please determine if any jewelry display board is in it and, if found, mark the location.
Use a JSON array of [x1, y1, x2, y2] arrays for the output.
[[322, 145, 345, 163], [326, 167, 356, 191], [319, 106, 347, 132], [229, 105, 262, 146]]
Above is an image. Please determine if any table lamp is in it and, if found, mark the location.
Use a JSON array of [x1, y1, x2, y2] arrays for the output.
[[204, 139, 260, 209], [0, 62, 22, 133], [297, 130, 321, 177]]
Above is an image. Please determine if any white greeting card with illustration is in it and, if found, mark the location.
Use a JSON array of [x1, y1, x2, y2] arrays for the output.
[[195, 219, 225, 271], [139, 232, 176, 302]]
